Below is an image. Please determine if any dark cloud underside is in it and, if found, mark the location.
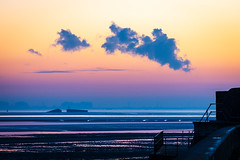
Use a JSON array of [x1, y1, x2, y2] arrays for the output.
[[102, 23, 191, 72], [55, 29, 90, 52], [28, 48, 42, 56], [33, 68, 128, 73]]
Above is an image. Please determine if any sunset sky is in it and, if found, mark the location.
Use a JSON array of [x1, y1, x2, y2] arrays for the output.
[[0, 0, 239, 109]]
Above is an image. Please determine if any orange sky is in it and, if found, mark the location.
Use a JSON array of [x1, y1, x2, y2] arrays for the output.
[[0, 0, 239, 109]]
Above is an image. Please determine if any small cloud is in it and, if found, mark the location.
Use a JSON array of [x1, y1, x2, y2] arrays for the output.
[[78, 67, 128, 72], [28, 48, 42, 56], [33, 68, 129, 74], [102, 23, 192, 72], [34, 70, 74, 73], [55, 29, 90, 52]]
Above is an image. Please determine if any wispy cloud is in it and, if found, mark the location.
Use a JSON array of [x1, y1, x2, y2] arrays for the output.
[[78, 67, 128, 72], [28, 48, 42, 56], [34, 70, 74, 73], [55, 29, 90, 52], [33, 67, 128, 73], [102, 23, 191, 72]]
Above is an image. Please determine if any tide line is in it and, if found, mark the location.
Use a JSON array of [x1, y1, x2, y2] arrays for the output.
[[0, 115, 209, 118]]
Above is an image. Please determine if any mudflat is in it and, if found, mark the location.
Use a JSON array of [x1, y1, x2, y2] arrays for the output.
[[0, 133, 155, 160]]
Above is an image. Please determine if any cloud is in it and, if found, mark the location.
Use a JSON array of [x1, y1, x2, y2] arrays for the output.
[[34, 70, 74, 73], [33, 68, 128, 73], [28, 48, 42, 56], [55, 29, 90, 51], [78, 67, 128, 72], [102, 23, 191, 72]]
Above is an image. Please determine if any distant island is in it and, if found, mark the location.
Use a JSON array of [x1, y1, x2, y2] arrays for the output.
[[46, 109, 88, 113], [47, 109, 62, 113], [66, 109, 88, 113]]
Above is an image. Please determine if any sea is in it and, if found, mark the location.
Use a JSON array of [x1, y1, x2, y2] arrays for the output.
[[0, 109, 215, 159]]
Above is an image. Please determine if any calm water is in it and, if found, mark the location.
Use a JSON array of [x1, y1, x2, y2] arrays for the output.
[[0, 109, 212, 133]]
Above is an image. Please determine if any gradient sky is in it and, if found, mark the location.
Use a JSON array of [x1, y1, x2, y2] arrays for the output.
[[0, 0, 239, 109]]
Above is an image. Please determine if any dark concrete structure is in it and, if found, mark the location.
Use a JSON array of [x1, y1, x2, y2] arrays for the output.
[[175, 88, 240, 160], [216, 88, 240, 122], [176, 126, 240, 160], [193, 88, 240, 144]]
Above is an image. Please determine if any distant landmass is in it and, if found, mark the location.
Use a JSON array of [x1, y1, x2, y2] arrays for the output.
[[47, 109, 62, 113], [0, 101, 9, 110], [67, 109, 88, 113], [0, 101, 93, 111], [0, 101, 32, 110], [46, 109, 88, 113]]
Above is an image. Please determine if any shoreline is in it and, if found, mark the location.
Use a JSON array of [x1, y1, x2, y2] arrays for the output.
[[0, 129, 194, 136]]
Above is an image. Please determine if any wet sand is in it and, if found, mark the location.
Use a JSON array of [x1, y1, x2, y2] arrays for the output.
[[0, 111, 197, 159], [0, 133, 155, 160]]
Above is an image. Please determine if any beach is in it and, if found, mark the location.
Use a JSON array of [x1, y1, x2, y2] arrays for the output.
[[0, 110, 206, 159]]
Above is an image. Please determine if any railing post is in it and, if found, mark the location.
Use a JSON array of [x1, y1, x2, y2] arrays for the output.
[[154, 131, 163, 156], [165, 137, 167, 156], [182, 130, 184, 145], [176, 137, 179, 156]]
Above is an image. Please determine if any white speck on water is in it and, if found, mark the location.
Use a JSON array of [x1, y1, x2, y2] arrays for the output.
[[212, 137, 221, 140]]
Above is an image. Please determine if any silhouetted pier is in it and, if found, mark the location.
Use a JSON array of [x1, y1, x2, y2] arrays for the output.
[[150, 87, 240, 160]]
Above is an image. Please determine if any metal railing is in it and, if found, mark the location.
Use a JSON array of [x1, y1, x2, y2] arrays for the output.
[[200, 103, 216, 122], [154, 131, 163, 155], [199, 102, 240, 122], [153, 131, 194, 156]]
